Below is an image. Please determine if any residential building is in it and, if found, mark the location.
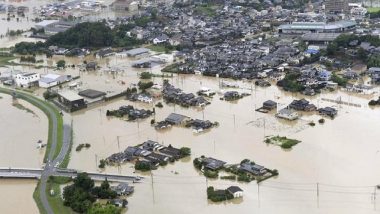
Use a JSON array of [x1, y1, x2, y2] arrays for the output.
[[226, 186, 243, 198], [57, 91, 87, 112], [276, 108, 299, 120]]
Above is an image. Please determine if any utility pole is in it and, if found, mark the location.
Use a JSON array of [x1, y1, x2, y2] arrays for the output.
[[95, 154, 98, 169], [374, 185, 377, 210], [202, 109, 205, 120], [317, 182, 320, 208], [151, 172, 155, 204], [233, 114, 236, 128], [117, 136, 120, 153], [257, 183, 260, 208]]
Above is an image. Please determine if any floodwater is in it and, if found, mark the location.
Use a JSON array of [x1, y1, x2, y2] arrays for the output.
[[43, 54, 380, 213], [0, 179, 39, 214], [0, 93, 47, 168], [2, 51, 380, 213], [0, 93, 47, 214], [3, 52, 380, 213]]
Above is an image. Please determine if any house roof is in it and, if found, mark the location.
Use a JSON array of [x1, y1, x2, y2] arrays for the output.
[[124, 48, 150, 56], [165, 113, 188, 124], [35, 20, 59, 27], [227, 186, 243, 194], [264, 100, 277, 106], [58, 91, 83, 101], [279, 20, 356, 31], [78, 89, 106, 99]]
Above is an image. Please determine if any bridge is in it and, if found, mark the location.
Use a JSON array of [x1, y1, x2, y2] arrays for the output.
[[0, 167, 143, 183]]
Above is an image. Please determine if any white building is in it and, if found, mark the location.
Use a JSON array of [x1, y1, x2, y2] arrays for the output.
[[14, 72, 40, 87], [137, 94, 153, 103], [276, 108, 299, 120], [38, 74, 71, 88]]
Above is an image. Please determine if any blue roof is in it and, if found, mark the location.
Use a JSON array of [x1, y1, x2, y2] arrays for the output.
[[305, 49, 319, 54]]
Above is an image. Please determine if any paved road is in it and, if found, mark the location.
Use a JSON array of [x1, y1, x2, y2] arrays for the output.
[[0, 168, 142, 182]]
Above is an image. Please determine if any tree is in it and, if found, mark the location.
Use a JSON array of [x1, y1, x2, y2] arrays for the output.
[[179, 147, 191, 157], [138, 81, 154, 91], [92, 180, 117, 199], [140, 72, 152, 79], [99, 159, 106, 168], [46, 22, 114, 48], [57, 60, 66, 69]]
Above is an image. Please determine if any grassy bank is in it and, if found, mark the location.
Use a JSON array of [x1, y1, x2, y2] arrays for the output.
[[59, 121, 73, 168], [33, 181, 48, 214], [46, 176, 74, 214]]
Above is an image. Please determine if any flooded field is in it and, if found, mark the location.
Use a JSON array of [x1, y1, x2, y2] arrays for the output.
[[0, 179, 39, 214], [0, 93, 47, 168]]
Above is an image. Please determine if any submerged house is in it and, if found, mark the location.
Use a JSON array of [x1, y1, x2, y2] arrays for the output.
[[57, 91, 87, 112], [289, 99, 317, 111], [276, 108, 299, 120], [226, 186, 243, 198], [318, 107, 337, 118], [165, 113, 189, 125], [111, 183, 134, 196], [202, 157, 226, 170], [263, 100, 277, 110], [239, 162, 267, 176]]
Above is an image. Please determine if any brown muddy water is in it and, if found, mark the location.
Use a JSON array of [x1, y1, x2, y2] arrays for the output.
[[0, 179, 39, 214], [3, 53, 380, 213], [0, 93, 47, 213]]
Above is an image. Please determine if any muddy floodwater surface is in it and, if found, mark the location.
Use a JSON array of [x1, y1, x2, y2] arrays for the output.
[[2, 51, 380, 213], [0, 1, 380, 212], [55, 55, 380, 214]]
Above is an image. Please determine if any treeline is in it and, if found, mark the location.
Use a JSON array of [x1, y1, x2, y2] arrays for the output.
[[13, 21, 145, 55], [46, 22, 114, 48]]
